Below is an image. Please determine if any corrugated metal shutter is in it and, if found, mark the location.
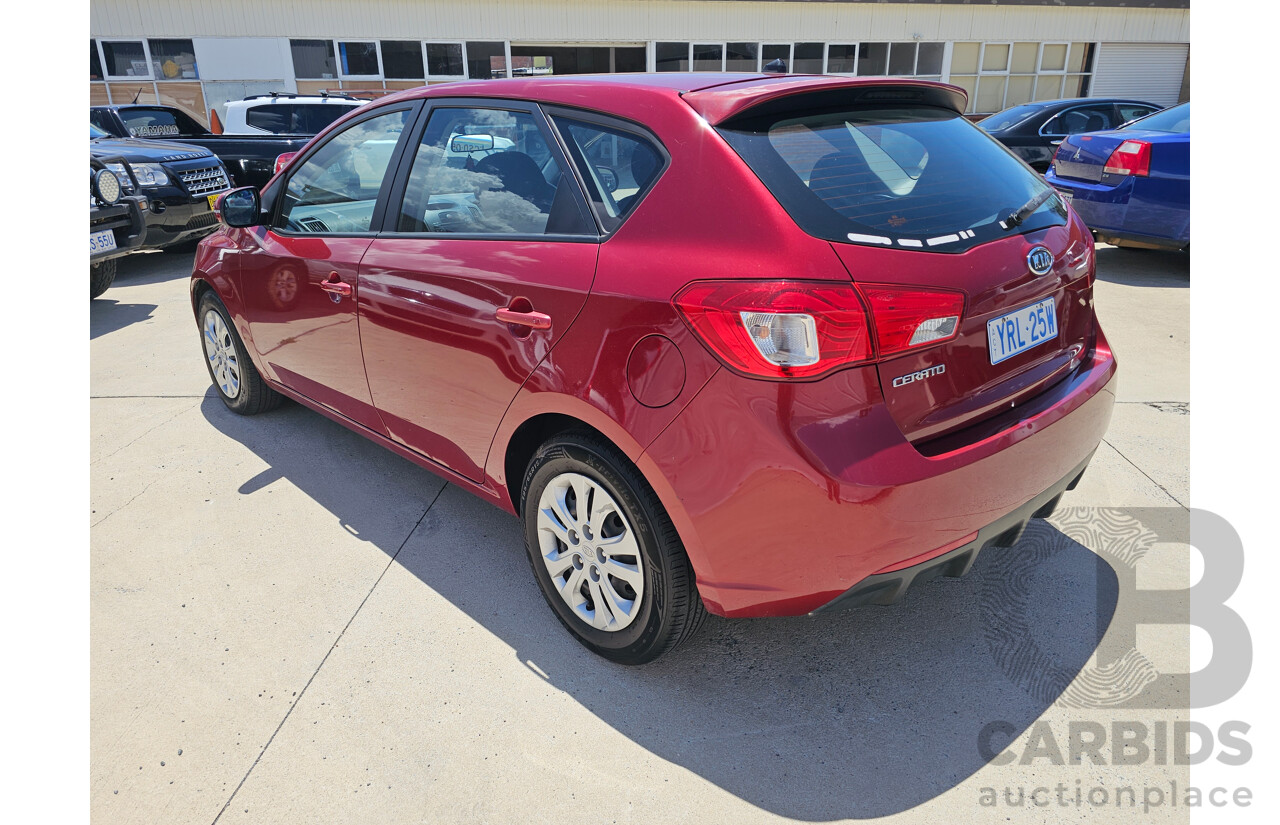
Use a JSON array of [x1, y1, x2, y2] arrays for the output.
[[1091, 43, 1188, 107]]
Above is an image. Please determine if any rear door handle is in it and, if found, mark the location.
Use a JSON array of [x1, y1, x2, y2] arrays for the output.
[[319, 271, 352, 298], [495, 307, 552, 330]]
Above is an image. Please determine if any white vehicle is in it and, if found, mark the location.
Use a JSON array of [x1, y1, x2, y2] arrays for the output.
[[221, 93, 368, 136]]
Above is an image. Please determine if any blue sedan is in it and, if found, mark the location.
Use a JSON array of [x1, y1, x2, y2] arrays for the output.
[[1045, 102, 1189, 250]]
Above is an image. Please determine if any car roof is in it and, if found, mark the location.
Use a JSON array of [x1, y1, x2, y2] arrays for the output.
[[379, 73, 967, 124]]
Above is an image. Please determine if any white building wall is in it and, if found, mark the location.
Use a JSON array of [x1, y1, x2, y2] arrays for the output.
[[91, 0, 1189, 44]]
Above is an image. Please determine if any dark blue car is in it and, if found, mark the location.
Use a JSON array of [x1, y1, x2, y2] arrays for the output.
[[1045, 102, 1189, 250]]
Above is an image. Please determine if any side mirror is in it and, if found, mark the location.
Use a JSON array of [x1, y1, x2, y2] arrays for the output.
[[595, 166, 618, 193], [218, 187, 261, 228], [450, 134, 495, 153]]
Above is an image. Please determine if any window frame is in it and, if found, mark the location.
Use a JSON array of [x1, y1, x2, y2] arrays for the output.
[[543, 104, 672, 238], [289, 38, 339, 80], [268, 100, 426, 238], [336, 39, 383, 81], [98, 39, 153, 81], [378, 39, 427, 81], [1037, 103, 1118, 139], [423, 41, 468, 80], [377, 97, 600, 243]]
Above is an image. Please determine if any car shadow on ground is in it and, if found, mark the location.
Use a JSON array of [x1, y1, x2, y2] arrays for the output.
[[90, 297, 157, 340], [202, 396, 1118, 821], [1093, 246, 1189, 288], [112, 249, 196, 288]]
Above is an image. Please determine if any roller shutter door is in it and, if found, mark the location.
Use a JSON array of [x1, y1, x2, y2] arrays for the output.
[[1091, 43, 1188, 107]]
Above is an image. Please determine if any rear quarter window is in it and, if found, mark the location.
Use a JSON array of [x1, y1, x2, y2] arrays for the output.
[[718, 104, 1065, 253]]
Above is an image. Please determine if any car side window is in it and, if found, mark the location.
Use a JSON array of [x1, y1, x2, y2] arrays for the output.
[[1044, 105, 1115, 136], [552, 116, 664, 231], [275, 108, 410, 233], [395, 106, 592, 236], [1117, 104, 1157, 124]]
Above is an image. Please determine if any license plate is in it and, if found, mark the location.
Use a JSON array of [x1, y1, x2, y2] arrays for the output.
[[90, 229, 117, 254], [207, 193, 222, 210], [987, 297, 1058, 365]]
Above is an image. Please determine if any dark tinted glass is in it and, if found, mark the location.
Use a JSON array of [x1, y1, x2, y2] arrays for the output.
[[827, 45, 857, 74], [1046, 105, 1114, 135], [291, 40, 336, 79], [91, 41, 103, 80], [656, 42, 689, 72], [465, 41, 506, 78], [718, 104, 1065, 252], [1122, 102, 1189, 133], [614, 47, 646, 72], [762, 44, 790, 72], [857, 42, 889, 76], [693, 43, 723, 71], [978, 103, 1044, 132], [246, 104, 360, 135], [102, 41, 147, 77], [888, 43, 916, 76], [339, 42, 379, 76], [117, 106, 206, 137], [426, 43, 464, 76], [726, 43, 758, 72], [793, 43, 823, 73], [554, 116, 664, 230], [381, 41, 424, 79], [917, 43, 944, 75]]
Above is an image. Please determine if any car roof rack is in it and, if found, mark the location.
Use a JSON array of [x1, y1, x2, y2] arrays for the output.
[[241, 92, 363, 102]]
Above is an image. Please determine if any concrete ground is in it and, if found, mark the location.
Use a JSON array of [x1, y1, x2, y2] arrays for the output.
[[91, 244, 1190, 824]]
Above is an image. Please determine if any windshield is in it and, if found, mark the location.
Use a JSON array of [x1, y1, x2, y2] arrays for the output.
[[90, 124, 109, 139], [718, 104, 1066, 252], [978, 104, 1043, 132], [1122, 102, 1189, 134], [117, 107, 207, 138]]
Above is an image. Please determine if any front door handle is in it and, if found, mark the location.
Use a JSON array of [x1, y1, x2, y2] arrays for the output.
[[495, 306, 552, 330], [319, 271, 352, 299]]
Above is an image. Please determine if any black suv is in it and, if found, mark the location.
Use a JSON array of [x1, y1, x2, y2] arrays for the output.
[[90, 124, 232, 250], [90, 155, 148, 298]]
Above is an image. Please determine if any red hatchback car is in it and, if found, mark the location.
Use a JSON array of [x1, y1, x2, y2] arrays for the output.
[[194, 73, 1115, 664]]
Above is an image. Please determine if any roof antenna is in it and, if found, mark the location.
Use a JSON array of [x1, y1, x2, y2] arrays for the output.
[[132, 87, 143, 103]]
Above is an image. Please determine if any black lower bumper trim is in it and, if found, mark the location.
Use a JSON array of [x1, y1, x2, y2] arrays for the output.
[[810, 449, 1096, 614]]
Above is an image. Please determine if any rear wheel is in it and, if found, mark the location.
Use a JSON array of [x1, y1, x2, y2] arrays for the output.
[[198, 292, 283, 415], [521, 433, 707, 664], [90, 259, 117, 299]]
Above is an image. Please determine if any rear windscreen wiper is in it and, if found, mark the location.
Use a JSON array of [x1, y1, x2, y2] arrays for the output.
[[1002, 189, 1056, 230]]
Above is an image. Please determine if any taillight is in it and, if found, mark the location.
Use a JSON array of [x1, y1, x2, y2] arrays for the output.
[[1102, 140, 1151, 177], [274, 152, 298, 176], [673, 280, 965, 380], [674, 281, 873, 379], [860, 285, 965, 358]]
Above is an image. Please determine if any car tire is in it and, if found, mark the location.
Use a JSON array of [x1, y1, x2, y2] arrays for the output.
[[198, 292, 283, 415], [521, 432, 707, 665], [90, 259, 117, 299]]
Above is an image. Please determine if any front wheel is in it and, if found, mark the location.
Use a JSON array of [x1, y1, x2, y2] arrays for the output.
[[198, 292, 283, 415], [90, 259, 117, 299], [521, 433, 707, 664]]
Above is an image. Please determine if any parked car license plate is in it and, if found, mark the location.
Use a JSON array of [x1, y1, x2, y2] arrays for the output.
[[90, 229, 117, 254], [987, 297, 1057, 364]]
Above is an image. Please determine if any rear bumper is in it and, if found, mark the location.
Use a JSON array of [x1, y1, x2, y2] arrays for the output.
[[639, 326, 1117, 618], [1048, 171, 1188, 248]]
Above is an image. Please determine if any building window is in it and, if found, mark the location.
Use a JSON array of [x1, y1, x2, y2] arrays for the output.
[[792, 43, 823, 73], [101, 41, 149, 78], [857, 42, 889, 76], [426, 43, 465, 77], [655, 42, 689, 72], [291, 39, 337, 79], [465, 42, 507, 79], [381, 41, 424, 79], [950, 41, 1097, 114], [692, 43, 723, 72], [917, 43, 944, 77], [826, 44, 857, 74], [762, 43, 790, 71], [726, 43, 757, 72], [90, 41, 104, 80], [148, 39, 197, 80], [338, 41, 380, 77]]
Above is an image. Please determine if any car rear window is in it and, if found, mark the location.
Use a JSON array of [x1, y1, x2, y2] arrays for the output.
[[717, 104, 1066, 253], [246, 103, 361, 135], [117, 107, 205, 138], [1122, 102, 1189, 134]]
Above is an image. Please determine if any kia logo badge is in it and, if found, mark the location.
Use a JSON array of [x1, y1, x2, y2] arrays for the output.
[[1027, 246, 1053, 276]]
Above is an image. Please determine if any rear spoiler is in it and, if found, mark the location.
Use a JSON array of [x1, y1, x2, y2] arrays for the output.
[[682, 77, 968, 125]]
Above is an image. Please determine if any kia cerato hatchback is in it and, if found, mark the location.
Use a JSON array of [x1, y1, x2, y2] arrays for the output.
[[193, 73, 1116, 664]]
